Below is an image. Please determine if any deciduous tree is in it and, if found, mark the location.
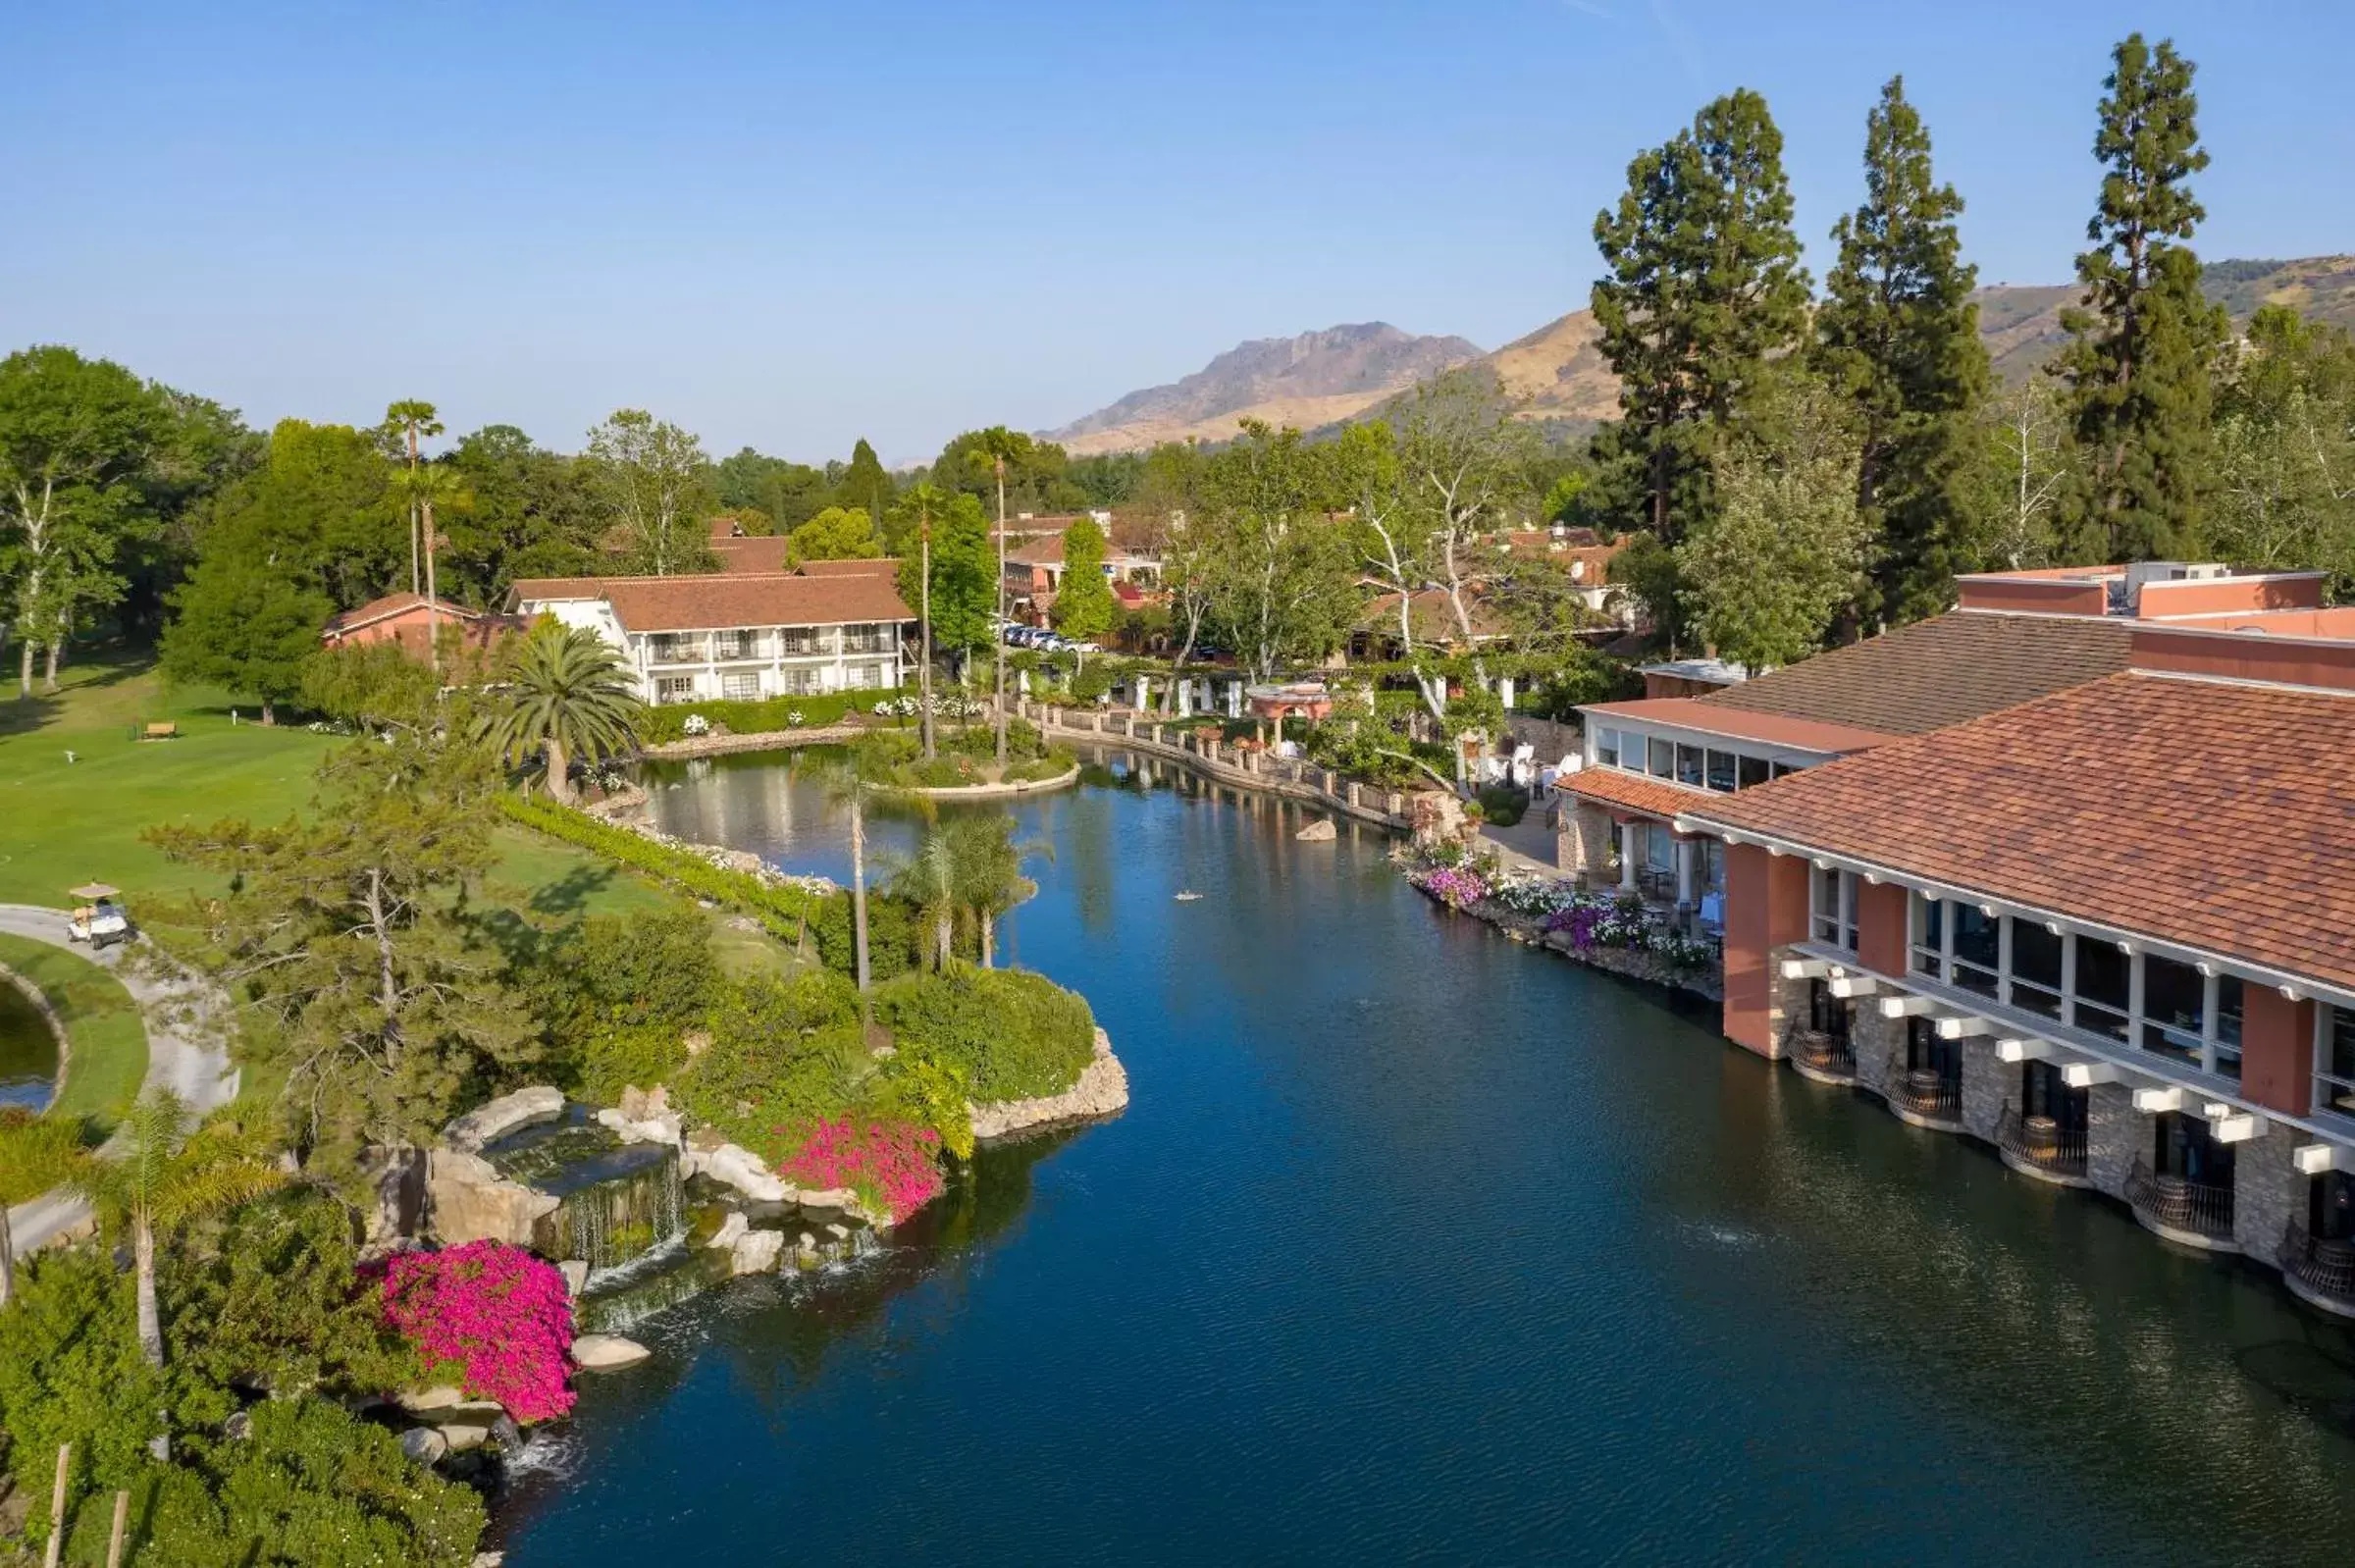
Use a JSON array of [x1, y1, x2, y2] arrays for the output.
[[1049, 515, 1116, 643], [584, 408, 712, 575], [159, 554, 333, 723], [787, 504, 882, 560], [1199, 422, 1357, 682]]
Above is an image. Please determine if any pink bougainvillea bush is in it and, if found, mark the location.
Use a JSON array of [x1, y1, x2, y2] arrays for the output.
[[776, 1118, 945, 1224], [379, 1240, 576, 1421]]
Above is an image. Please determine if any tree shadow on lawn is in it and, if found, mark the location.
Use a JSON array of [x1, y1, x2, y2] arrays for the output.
[[523, 862, 622, 917], [0, 690, 65, 739]]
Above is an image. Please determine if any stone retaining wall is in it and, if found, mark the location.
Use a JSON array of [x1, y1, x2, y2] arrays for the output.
[[0, 958, 70, 1105], [642, 722, 867, 758], [1021, 699, 1414, 830], [1409, 885, 1724, 1005], [970, 1029, 1130, 1142]]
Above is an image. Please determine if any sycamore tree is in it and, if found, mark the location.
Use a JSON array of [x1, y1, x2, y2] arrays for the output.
[[2055, 33, 2228, 561], [1966, 378, 2075, 571], [1591, 88, 1810, 548], [788, 504, 882, 560], [2209, 307, 2355, 589], [1678, 371, 1868, 673], [0, 346, 167, 697], [1050, 514, 1116, 646], [585, 408, 712, 575], [1813, 77, 1990, 624], [150, 729, 545, 1169], [1199, 422, 1357, 683]]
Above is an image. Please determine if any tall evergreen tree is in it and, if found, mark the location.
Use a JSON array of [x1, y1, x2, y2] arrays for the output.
[[1590, 88, 1809, 547], [836, 438, 894, 519], [1814, 77, 1990, 624], [2054, 33, 2227, 562]]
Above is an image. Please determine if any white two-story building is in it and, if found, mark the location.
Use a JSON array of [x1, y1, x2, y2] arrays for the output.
[[509, 567, 913, 705]]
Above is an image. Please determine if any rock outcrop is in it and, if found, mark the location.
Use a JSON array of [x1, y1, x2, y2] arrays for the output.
[[425, 1149, 558, 1247], [730, 1228, 784, 1276], [442, 1086, 564, 1153], [969, 1029, 1129, 1141], [571, 1333, 652, 1372], [683, 1132, 790, 1203], [1295, 817, 1337, 841], [400, 1428, 448, 1464], [706, 1211, 749, 1251], [595, 1084, 683, 1148], [356, 1144, 426, 1250]]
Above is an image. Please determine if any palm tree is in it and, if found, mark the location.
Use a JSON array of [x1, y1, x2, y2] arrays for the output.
[[71, 1090, 285, 1371], [947, 811, 1048, 968], [384, 399, 443, 597], [901, 482, 948, 760], [968, 427, 1032, 765], [385, 462, 474, 676], [889, 825, 962, 971], [485, 622, 645, 804], [0, 1110, 84, 1309], [811, 741, 902, 1026]]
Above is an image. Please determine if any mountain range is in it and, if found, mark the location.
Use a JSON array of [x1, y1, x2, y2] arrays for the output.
[[1043, 255, 2355, 454]]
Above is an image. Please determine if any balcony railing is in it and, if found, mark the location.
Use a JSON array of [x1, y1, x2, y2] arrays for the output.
[[2279, 1221, 2355, 1310], [1996, 1104, 2088, 1179], [2126, 1158, 2235, 1243], [1884, 1052, 1962, 1123], [1784, 1024, 1854, 1078]]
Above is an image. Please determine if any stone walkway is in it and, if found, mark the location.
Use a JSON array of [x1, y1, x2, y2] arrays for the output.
[[0, 903, 239, 1252], [1478, 808, 1562, 878]]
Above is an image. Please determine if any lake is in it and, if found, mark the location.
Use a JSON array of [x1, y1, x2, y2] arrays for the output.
[[493, 750, 2355, 1564]]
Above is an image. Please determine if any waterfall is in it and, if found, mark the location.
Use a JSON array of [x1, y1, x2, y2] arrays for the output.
[[530, 1144, 685, 1273]]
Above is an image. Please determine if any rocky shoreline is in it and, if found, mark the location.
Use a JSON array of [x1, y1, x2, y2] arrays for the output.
[[970, 1028, 1130, 1142], [1403, 881, 1724, 1005]]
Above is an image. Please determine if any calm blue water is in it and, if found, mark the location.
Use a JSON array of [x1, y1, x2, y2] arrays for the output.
[[495, 753, 2355, 1564]]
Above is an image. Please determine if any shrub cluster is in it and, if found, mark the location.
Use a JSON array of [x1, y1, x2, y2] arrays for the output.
[[776, 1118, 945, 1223], [876, 967, 1095, 1103], [639, 686, 904, 744], [498, 794, 818, 941], [378, 1239, 576, 1422]]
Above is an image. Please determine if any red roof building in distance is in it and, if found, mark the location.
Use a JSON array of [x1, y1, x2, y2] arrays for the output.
[[508, 570, 913, 706], [320, 593, 526, 662]]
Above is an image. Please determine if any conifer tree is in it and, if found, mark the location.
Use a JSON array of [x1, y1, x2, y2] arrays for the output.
[[2054, 33, 2227, 562], [1591, 88, 1809, 548], [1813, 77, 1990, 624]]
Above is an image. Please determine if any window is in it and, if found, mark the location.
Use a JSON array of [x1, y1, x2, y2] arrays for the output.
[[2320, 1006, 2355, 1120], [1951, 903, 2000, 999], [1648, 736, 1674, 778], [779, 628, 818, 655], [1675, 743, 1704, 788], [781, 666, 821, 696], [2139, 954, 2206, 1068], [654, 675, 695, 705], [722, 672, 761, 700], [1705, 750, 1737, 792], [1595, 727, 1619, 768], [1771, 761, 1795, 779], [1910, 892, 1944, 980], [651, 635, 698, 664], [2073, 941, 2130, 1042], [2214, 977, 2243, 1080], [2010, 919, 2064, 1019], [710, 631, 750, 660], [1737, 755, 1770, 789], [1811, 867, 1857, 952]]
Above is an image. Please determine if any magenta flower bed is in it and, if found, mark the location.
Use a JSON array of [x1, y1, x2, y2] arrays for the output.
[[380, 1239, 576, 1422], [1416, 864, 1491, 908], [777, 1118, 945, 1224]]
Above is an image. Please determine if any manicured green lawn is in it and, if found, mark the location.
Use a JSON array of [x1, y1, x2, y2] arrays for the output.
[[0, 649, 340, 911], [0, 933, 147, 1131]]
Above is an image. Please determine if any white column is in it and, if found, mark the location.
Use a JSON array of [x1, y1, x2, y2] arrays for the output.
[[1620, 822, 1641, 892], [1225, 680, 1241, 718], [1676, 835, 1697, 906], [1135, 675, 1149, 711], [1177, 680, 1191, 717], [1499, 675, 1515, 709]]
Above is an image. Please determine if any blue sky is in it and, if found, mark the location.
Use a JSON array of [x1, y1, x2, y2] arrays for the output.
[[5, 1, 2350, 464]]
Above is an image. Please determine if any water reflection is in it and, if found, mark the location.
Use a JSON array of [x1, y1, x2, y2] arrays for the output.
[[0, 981, 58, 1113]]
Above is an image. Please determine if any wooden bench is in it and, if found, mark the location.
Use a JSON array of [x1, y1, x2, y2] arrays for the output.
[[140, 721, 179, 741]]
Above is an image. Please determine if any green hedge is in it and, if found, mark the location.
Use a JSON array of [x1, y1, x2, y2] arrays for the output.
[[639, 687, 906, 744], [876, 967, 1095, 1102], [497, 794, 818, 939]]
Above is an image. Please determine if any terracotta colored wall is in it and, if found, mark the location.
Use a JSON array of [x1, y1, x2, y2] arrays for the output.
[[1722, 843, 1808, 1057], [1955, 577, 2110, 615], [2137, 574, 2322, 617], [2241, 987, 2316, 1117], [2128, 625, 2355, 693], [1857, 879, 1910, 977]]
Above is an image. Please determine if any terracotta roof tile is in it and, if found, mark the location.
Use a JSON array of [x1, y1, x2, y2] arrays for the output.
[[1557, 765, 1715, 820], [1697, 610, 2134, 736], [1580, 697, 1897, 755], [512, 573, 912, 633], [711, 537, 793, 574], [1685, 671, 2355, 992]]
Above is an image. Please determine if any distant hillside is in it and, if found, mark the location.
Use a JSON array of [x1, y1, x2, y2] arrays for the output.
[[1973, 255, 2355, 383], [1048, 257, 2355, 454], [1045, 323, 1483, 455]]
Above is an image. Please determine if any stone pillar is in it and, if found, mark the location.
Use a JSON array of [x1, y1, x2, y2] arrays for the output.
[[2085, 1083, 2139, 1199], [1619, 822, 1641, 893], [1348, 782, 1364, 810], [1499, 676, 1515, 709], [1135, 675, 1150, 711], [1177, 681, 1192, 718], [1675, 837, 1697, 907], [2231, 1123, 2302, 1260], [1225, 681, 1241, 719], [1959, 1037, 2004, 1141], [1851, 1008, 1903, 1098]]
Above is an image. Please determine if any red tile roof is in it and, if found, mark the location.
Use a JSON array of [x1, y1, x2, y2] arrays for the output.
[[795, 557, 897, 577], [1556, 765, 1715, 821], [711, 536, 793, 574], [511, 573, 911, 632], [1580, 697, 1897, 755], [1695, 610, 2134, 737], [1683, 670, 2355, 993], [325, 593, 487, 635]]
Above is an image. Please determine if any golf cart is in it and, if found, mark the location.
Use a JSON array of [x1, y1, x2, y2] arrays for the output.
[[66, 883, 132, 950]]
